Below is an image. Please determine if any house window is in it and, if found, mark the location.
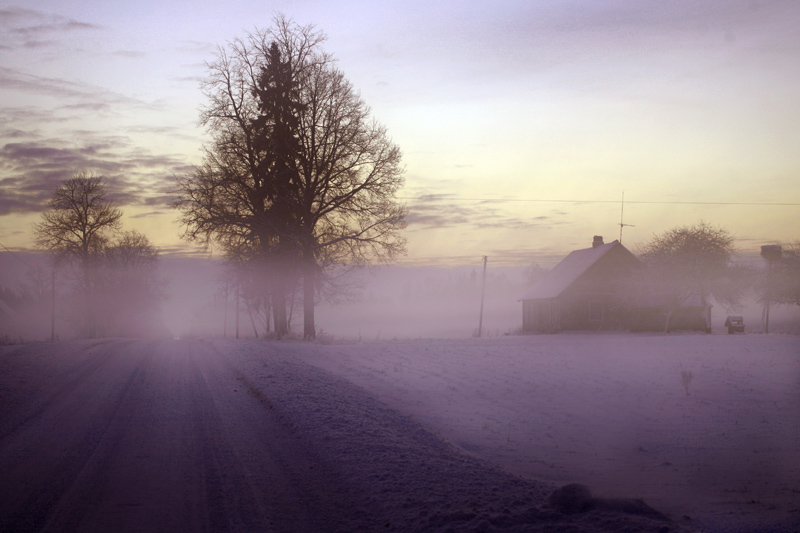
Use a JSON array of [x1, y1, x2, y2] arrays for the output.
[[589, 300, 603, 321]]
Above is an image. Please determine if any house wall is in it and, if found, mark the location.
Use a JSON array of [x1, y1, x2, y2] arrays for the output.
[[522, 299, 559, 332], [558, 246, 638, 331]]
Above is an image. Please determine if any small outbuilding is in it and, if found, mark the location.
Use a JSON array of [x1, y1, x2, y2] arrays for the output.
[[520, 236, 640, 333]]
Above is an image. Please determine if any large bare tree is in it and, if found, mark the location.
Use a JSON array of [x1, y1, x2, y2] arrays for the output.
[[289, 41, 406, 339], [33, 173, 122, 337], [175, 15, 406, 339]]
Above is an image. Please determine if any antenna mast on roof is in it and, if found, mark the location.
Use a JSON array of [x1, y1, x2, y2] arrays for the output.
[[619, 191, 635, 243]]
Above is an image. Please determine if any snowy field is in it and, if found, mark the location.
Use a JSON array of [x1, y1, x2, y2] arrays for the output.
[[291, 333, 800, 533], [1, 333, 798, 532]]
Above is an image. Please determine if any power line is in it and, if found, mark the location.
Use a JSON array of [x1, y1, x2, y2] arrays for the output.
[[398, 196, 800, 207], [0, 241, 34, 269]]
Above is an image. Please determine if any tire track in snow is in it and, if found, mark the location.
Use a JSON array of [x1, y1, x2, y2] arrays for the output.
[[0, 340, 153, 532], [0, 339, 373, 532]]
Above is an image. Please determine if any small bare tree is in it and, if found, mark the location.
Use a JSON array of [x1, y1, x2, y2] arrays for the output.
[[33, 173, 122, 337], [636, 221, 743, 332], [101, 230, 165, 336]]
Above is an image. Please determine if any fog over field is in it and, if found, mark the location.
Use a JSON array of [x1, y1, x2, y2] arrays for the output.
[[2, 251, 800, 342]]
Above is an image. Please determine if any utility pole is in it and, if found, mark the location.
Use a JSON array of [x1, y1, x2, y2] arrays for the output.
[[478, 255, 487, 337], [51, 267, 56, 342], [235, 279, 240, 339], [222, 281, 228, 338], [761, 245, 782, 334]]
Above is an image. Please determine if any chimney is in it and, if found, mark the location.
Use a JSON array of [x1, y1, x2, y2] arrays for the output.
[[592, 235, 604, 248]]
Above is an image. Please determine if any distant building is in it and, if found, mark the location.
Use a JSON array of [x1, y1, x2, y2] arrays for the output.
[[520, 237, 639, 333], [520, 236, 715, 333]]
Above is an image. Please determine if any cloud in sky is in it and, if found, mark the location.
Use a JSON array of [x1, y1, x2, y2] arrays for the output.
[[0, 6, 102, 50], [0, 66, 152, 111], [0, 4, 202, 224], [0, 135, 189, 216], [405, 196, 559, 233]]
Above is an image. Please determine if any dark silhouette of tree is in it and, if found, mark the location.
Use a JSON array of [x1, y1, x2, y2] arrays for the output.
[[282, 39, 406, 339], [100, 230, 165, 336], [635, 221, 743, 332], [250, 39, 307, 337], [33, 173, 122, 337], [175, 15, 406, 339], [174, 20, 318, 337]]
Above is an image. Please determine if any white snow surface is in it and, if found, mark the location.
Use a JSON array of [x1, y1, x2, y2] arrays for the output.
[[2, 333, 798, 532], [292, 333, 800, 533]]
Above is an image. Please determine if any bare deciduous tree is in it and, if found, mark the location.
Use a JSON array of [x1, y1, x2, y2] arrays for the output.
[[33, 173, 122, 337], [635, 221, 744, 332], [100, 230, 166, 336], [287, 44, 406, 339], [175, 15, 406, 340]]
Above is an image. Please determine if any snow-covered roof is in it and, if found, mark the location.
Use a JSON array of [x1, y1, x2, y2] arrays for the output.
[[521, 240, 625, 300]]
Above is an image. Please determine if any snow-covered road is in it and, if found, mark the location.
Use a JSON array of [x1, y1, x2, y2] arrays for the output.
[[0, 339, 691, 532], [0, 340, 366, 532]]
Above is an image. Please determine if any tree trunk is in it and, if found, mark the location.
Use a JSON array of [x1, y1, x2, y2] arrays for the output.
[[84, 256, 96, 339], [263, 295, 271, 335], [272, 286, 288, 339], [248, 305, 259, 338], [303, 263, 315, 340], [302, 241, 316, 340]]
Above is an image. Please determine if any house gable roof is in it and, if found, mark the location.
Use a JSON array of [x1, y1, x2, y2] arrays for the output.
[[521, 240, 634, 300]]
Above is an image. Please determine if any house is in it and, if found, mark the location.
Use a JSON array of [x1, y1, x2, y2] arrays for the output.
[[520, 236, 640, 332]]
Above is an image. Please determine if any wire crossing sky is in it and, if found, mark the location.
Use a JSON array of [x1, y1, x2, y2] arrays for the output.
[[1, 0, 798, 266]]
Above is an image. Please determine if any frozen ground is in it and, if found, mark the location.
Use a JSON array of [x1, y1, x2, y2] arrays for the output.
[[293, 333, 800, 533], [1, 334, 797, 532]]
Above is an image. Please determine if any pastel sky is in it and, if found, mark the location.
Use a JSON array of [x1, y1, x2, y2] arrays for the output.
[[1, 0, 798, 267]]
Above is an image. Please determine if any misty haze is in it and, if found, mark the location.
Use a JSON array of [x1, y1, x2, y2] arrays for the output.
[[2, 3, 800, 533]]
